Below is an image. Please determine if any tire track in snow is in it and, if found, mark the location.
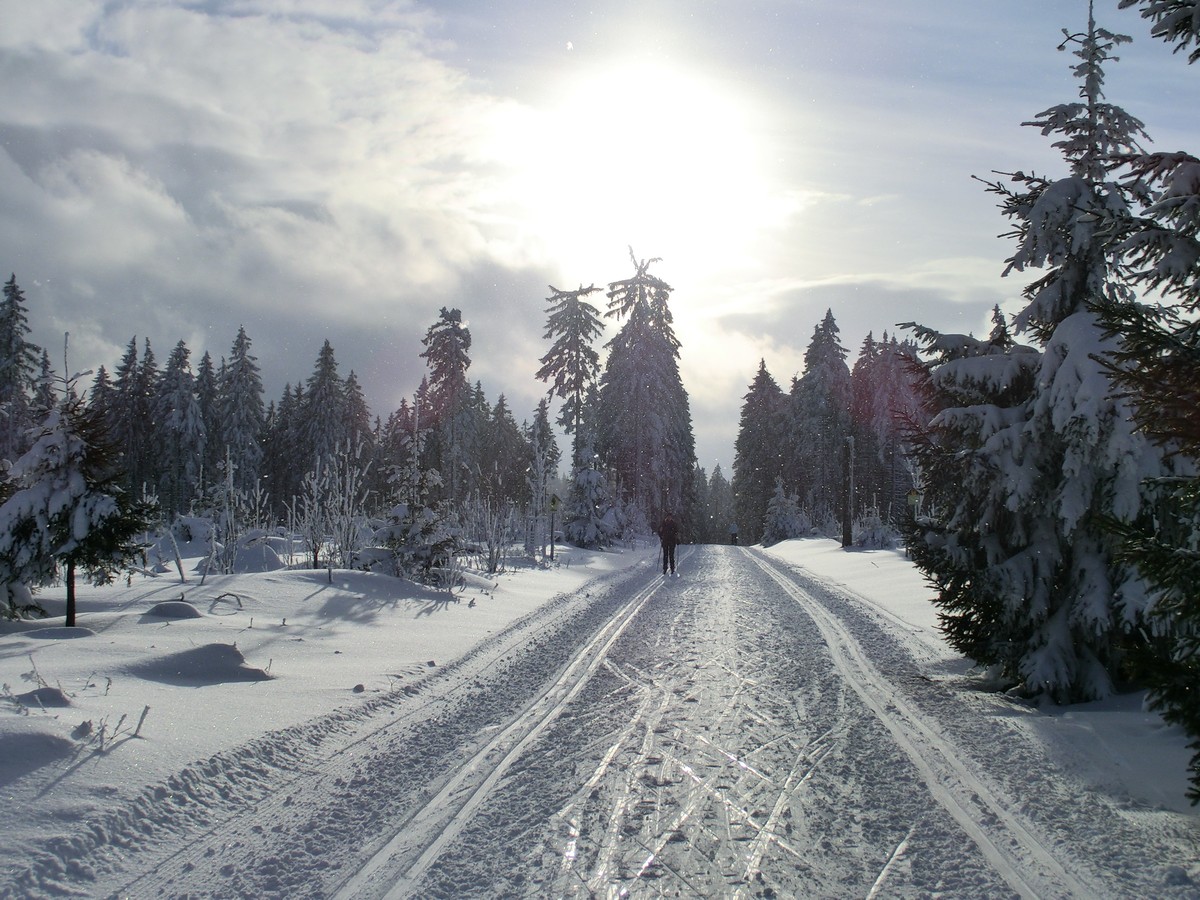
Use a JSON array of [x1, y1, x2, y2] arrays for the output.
[[746, 547, 1101, 900]]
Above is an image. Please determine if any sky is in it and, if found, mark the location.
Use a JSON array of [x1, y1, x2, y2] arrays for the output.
[[1, 0, 1198, 474]]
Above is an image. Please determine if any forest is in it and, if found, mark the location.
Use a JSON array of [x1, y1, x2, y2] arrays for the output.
[[2, 1, 1200, 794]]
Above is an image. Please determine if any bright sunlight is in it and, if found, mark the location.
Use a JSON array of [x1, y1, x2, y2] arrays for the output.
[[495, 59, 795, 283]]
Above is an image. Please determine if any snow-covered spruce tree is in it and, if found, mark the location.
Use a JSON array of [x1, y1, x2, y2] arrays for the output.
[[524, 398, 561, 556], [110, 337, 159, 497], [705, 464, 736, 544], [32, 349, 55, 422], [909, 12, 1174, 702], [0, 378, 152, 626], [1097, 0, 1200, 797], [342, 370, 374, 460], [479, 394, 529, 506], [154, 340, 207, 516], [786, 309, 852, 528], [563, 434, 619, 548], [262, 383, 302, 514], [377, 398, 455, 579], [732, 359, 785, 545], [761, 477, 809, 546], [596, 250, 697, 525], [0, 274, 41, 463], [902, 310, 1041, 669], [536, 283, 604, 464], [195, 350, 220, 496], [420, 307, 474, 504], [216, 326, 266, 495], [300, 339, 347, 473], [851, 332, 923, 525]]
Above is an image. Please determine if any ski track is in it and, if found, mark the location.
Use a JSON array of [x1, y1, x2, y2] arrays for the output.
[[3, 546, 1198, 899]]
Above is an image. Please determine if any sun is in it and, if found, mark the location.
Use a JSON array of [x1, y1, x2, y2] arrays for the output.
[[495, 58, 792, 285]]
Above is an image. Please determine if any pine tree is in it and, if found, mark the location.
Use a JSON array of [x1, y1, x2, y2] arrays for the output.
[[762, 477, 809, 546], [154, 340, 207, 516], [217, 327, 266, 495], [480, 394, 529, 504], [732, 360, 785, 545], [0, 275, 41, 462], [907, 10, 1173, 702], [342, 370, 374, 457], [536, 283, 604, 463], [706, 465, 736, 544], [1099, 0, 1200, 798], [596, 250, 696, 522], [301, 340, 346, 472], [786, 309, 851, 525], [563, 434, 618, 548], [0, 381, 153, 626], [420, 308, 473, 503], [195, 350, 220, 494]]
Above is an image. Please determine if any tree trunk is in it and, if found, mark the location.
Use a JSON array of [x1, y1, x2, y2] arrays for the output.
[[65, 560, 77, 627]]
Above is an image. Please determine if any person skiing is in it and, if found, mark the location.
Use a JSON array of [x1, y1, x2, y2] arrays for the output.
[[658, 511, 680, 575]]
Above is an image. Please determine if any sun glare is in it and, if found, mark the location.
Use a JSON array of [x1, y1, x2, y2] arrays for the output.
[[497, 59, 792, 286]]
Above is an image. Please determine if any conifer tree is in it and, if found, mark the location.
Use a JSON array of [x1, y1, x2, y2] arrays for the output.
[[786, 309, 851, 525], [154, 340, 207, 515], [1100, 0, 1200, 797], [342, 370, 374, 457], [0, 378, 152, 626], [596, 250, 696, 522], [0, 275, 41, 462], [480, 394, 529, 504], [420, 308, 473, 502], [536, 283, 604, 463], [732, 360, 785, 545], [301, 340, 346, 472], [195, 350, 220, 493], [907, 10, 1174, 702], [706, 465, 736, 544], [217, 327, 266, 495]]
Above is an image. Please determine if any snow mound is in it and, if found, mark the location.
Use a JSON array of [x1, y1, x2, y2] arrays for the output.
[[25, 627, 95, 640], [129, 643, 272, 685], [0, 728, 76, 785], [13, 686, 72, 708], [195, 542, 287, 575], [145, 600, 203, 619]]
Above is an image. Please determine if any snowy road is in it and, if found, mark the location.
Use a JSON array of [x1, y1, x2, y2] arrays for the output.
[[11, 546, 1198, 898]]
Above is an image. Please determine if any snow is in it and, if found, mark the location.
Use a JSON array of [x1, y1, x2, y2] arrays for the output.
[[761, 538, 1197, 817], [1, 537, 1197, 896]]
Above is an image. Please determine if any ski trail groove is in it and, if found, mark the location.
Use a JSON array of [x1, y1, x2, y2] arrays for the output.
[[335, 571, 665, 899], [746, 548, 1101, 900]]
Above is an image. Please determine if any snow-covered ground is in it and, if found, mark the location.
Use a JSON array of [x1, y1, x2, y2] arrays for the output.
[[0, 539, 1196, 897]]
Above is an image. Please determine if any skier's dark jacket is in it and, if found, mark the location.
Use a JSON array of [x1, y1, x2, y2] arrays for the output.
[[658, 517, 680, 546]]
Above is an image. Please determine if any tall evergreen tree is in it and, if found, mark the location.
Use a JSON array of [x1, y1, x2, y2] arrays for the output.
[[195, 350, 220, 494], [0, 380, 152, 626], [907, 10, 1173, 702], [480, 394, 529, 504], [596, 251, 696, 523], [301, 340, 346, 472], [706, 465, 736, 544], [420, 308, 473, 502], [154, 340, 207, 516], [786, 309, 851, 524], [217, 327, 266, 495], [536, 283, 604, 464], [1099, 0, 1200, 797], [0, 275, 41, 461], [342, 370, 374, 456], [732, 360, 785, 545]]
